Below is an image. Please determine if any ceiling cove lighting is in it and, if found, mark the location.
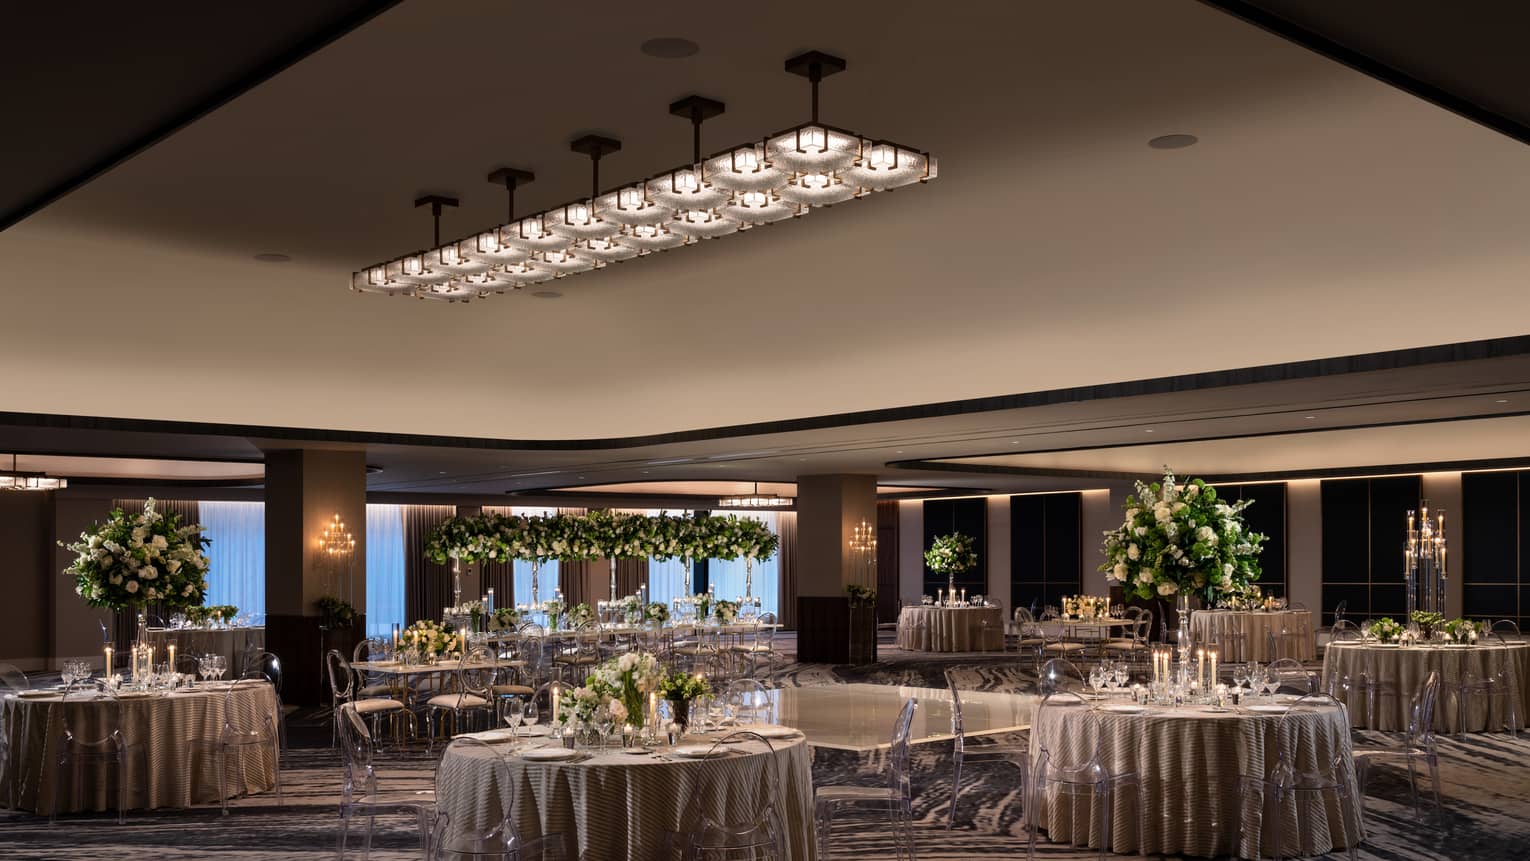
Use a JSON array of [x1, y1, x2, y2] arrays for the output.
[[351, 50, 936, 302], [716, 482, 794, 509], [0, 455, 67, 491]]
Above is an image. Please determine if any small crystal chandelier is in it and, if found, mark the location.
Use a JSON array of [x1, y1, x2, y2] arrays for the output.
[[0, 454, 67, 491], [716, 482, 794, 509], [352, 50, 935, 301]]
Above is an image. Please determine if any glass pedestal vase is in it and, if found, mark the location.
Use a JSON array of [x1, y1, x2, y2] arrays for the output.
[[1176, 593, 1192, 660], [667, 698, 690, 733]]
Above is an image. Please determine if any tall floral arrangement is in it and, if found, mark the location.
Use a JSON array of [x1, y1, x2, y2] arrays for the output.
[[584, 651, 663, 728], [63, 499, 211, 611], [708, 515, 779, 562], [1100, 467, 1266, 603], [584, 509, 647, 559], [424, 512, 510, 565], [924, 533, 978, 576]]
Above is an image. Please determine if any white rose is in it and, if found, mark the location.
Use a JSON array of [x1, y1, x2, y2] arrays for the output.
[[1112, 562, 1127, 581], [1156, 581, 1178, 596], [151, 534, 168, 550], [109, 574, 123, 585], [1136, 570, 1153, 585], [1223, 562, 1234, 575], [1134, 526, 1147, 537], [141, 566, 157, 580], [1172, 502, 1187, 513], [608, 700, 627, 721], [1127, 544, 1140, 561], [1196, 526, 1215, 542], [1125, 508, 1140, 520], [1154, 506, 1171, 522], [1185, 485, 1200, 499], [125, 580, 140, 593]]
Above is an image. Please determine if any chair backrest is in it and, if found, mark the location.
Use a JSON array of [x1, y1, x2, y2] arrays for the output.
[[1330, 619, 1362, 641], [1136, 608, 1154, 643], [243, 651, 283, 694], [325, 649, 354, 703], [1274, 693, 1350, 783], [98, 618, 112, 646], [335, 703, 376, 802], [0, 663, 28, 692], [1491, 619, 1522, 642], [755, 612, 777, 648], [887, 698, 917, 803], [686, 730, 785, 858], [353, 637, 385, 664], [458, 646, 497, 698], [943, 668, 969, 754], [1267, 657, 1315, 693], [62, 685, 124, 752], [723, 679, 772, 723], [1032, 690, 1104, 775], [223, 676, 277, 739], [534, 680, 571, 726], [1332, 600, 1347, 628], [1039, 658, 1086, 694], [435, 736, 525, 857], [1407, 670, 1442, 746], [1013, 607, 1035, 626], [514, 634, 546, 685]]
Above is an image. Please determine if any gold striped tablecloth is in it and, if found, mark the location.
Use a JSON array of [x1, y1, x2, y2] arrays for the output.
[[436, 730, 815, 860], [1190, 610, 1314, 662], [147, 626, 265, 671], [0, 683, 278, 814], [896, 606, 1004, 652], [1029, 700, 1360, 858], [1323, 641, 1530, 732]]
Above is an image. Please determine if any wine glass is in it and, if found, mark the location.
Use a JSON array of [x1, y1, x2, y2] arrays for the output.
[[502, 696, 524, 740], [1088, 666, 1106, 697], [522, 697, 538, 732], [1112, 662, 1129, 690], [1263, 672, 1280, 703], [594, 705, 616, 749], [210, 655, 226, 682], [196, 656, 210, 684], [1231, 665, 1248, 694], [74, 661, 94, 690]]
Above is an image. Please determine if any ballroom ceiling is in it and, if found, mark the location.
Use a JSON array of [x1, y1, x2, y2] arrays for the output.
[[4, 0, 1530, 448]]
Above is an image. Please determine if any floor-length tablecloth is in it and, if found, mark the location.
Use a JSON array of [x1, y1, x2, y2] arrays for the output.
[[436, 732, 816, 860], [896, 607, 1003, 652], [1323, 641, 1530, 732], [0, 683, 279, 814], [1190, 610, 1314, 662], [1029, 702, 1360, 858], [147, 626, 266, 673]]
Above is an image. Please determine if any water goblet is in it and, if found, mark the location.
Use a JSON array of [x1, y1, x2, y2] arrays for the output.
[[522, 697, 538, 731], [1112, 663, 1129, 690], [211, 655, 227, 681], [502, 696, 524, 740], [74, 661, 94, 689], [1088, 666, 1106, 697], [1263, 673, 1280, 703]]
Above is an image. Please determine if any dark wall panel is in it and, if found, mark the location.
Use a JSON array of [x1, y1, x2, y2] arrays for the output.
[[1220, 483, 1287, 593], [1321, 475, 1420, 620], [1463, 471, 1522, 623], [922, 498, 987, 597], [1009, 493, 1081, 615]]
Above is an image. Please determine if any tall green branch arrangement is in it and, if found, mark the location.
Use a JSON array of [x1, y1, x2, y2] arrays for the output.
[[424, 510, 781, 568]]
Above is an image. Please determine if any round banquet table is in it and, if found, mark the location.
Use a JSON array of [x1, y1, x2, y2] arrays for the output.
[[1190, 610, 1314, 662], [896, 606, 1004, 652], [1322, 640, 1530, 732], [147, 626, 265, 671], [435, 729, 817, 860], [1028, 698, 1361, 859], [0, 682, 279, 814]]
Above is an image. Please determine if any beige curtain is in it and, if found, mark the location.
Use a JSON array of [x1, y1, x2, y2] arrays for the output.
[[555, 508, 592, 606], [777, 511, 798, 628], [615, 557, 648, 598], [404, 505, 456, 623]]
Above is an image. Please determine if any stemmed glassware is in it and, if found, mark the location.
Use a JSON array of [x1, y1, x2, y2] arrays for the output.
[[594, 704, 616, 749], [1263, 671, 1280, 702], [1112, 662, 1129, 690], [502, 695, 524, 740], [210, 655, 227, 682], [1088, 666, 1108, 697]]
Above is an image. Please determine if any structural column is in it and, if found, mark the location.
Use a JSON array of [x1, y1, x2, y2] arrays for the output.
[[264, 449, 367, 705], [795, 474, 877, 663]]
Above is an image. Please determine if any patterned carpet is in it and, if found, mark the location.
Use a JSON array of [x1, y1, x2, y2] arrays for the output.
[[3, 643, 1527, 860]]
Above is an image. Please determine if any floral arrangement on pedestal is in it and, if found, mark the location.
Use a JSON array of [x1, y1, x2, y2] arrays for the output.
[[1409, 610, 1444, 638], [488, 607, 522, 631], [185, 604, 238, 627], [62, 498, 211, 611], [543, 599, 565, 629], [657, 670, 712, 729], [566, 602, 595, 628], [584, 651, 663, 729], [924, 533, 978, 596], [401, 619, 456, 658], [1100, 468, 1266, 604], [316, 595, 356, 627]]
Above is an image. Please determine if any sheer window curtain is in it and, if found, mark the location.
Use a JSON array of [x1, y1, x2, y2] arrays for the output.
[[501, 507, 560, 606], [637, 509, 693, 608], [367, 504, 406, 638], [708, 511, 780, 617], [199, 501, 266, 620]]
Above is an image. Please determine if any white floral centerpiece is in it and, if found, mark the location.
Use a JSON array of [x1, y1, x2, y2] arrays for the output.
[[566, 602, 595, 628], [713, 599, 741, 625], [401, 619, 456, 658], [1100, 467, 1266, 605], [644, 602, 670, 624], [583, 651, 663, 729], [488, 607, 521, 631], [924, 532, 978, 599], [62, 498, 211, 612]]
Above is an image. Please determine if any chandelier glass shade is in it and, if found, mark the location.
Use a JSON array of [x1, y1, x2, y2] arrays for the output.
[[351, 53, 935, 302], [0, 455, 67, 492], [716, 483, 794, 509]]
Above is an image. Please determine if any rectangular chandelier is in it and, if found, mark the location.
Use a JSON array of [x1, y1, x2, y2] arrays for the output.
[[351, 51, 936, 303]]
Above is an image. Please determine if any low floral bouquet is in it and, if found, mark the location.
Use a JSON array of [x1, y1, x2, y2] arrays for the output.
[[694, 594, 713, 622], [586, 651, 663, 728], [658, 670, 711, 706], [316, 595, 356, 627], [1410, 610, 1445, 638], [185, 605, 212, 626], [713, 599, 741, 625], [619, 595, 642, 623], [543, 600, 565, 629], [644, 602, 670, 624], [401, 619, 455, 657], [1369, 617, 1403, 642], [846, 584, 877, 609], [488, 607, 522, 632], [566, 602, 595, 628], [210, 604, 238, 624], [560, 684, 606, 725], [1442, 617, 1482, 643]]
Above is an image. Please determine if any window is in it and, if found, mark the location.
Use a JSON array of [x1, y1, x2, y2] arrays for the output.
[[1462, 470, 1530, 629], [509, 507, 560, 606], [634, 508, 693, 607], [923, 498, 987, 598], [1321, 476, 1419, 621], [366, 504, 405, 638], [200, 501, 265, 620], [1010, 493, 1080, 614], [708, 511, 780, 617]]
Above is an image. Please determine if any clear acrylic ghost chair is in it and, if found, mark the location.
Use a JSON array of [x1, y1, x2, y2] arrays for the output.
[[337, 703, 435, 860], [1102, 608, 1150, 667], [532, 680, 572, 730], [51, 687, 147, 825], [1446, 648, 1519, 736], [1353, 671, 1443, 822], [814, 697, 918, 861], [242, 650, 288, 751], [552, 622, 601, 683], [431, 736, 569, 860], [0, 662, 28, 692], [1266, 628, 1306, 663], [352, 638, 395, 699], [722, 679, 774, 725], [187, 676, 282, 814], [1490, 619, 1523, 642], [326, 649, 412, 749], [728, 613, 780, 678], [669, 731, 786, 860], [1330, 600, 1347, 632], [1334, 647, 1403, 730], [1038, 658, 1087, 695], [1239, 693, 1361, 860], [945, 668, 1027, 831], [1266, 658, 1317, 695], [1026, 690, 1140, 860], [0, 662, 26, 807], [491, 636, 541, 714], [426, 647, 496, 749]]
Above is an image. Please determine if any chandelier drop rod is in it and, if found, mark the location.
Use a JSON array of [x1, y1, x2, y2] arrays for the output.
[[487, 167, 536, 224], [669, 96, 726, 165], [414, 194, 459, 247]]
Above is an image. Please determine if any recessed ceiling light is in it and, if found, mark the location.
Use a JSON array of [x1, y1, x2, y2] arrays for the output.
[[1144, 428, 1155, 433], [253, 252, 292, 263], [532, 290, 562, 299], [1496, 398, 1510, 404], [895, 450, 904, 454], [577, 475, 586, 479], [1148, 134, 1198, 150], [640, 37, 699, 58], [1305, 415, 1317, 420]]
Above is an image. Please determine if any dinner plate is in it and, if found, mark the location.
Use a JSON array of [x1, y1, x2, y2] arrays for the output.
[[114, 691, 156, 700], [1247, 705, 1290, 714], [618, 747, 653, 755], [740, 725, 801, 739], [1099, 704, 1147, 714], [16, 690, 58, 699], [1368, 643, 1401, 648], [518, 747, 581, 762], [669, 745, 728, 759], [457, 729, 517, 743], [515, 724, 553, 737]]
